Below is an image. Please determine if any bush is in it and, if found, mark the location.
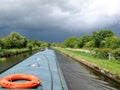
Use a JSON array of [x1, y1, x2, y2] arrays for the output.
[[84, 41, 95, 48], [112, 48, 120, 60], [93, 48, 112, 59]]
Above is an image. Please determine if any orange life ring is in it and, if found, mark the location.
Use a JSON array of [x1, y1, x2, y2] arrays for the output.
[[0, 74, 41, 89]]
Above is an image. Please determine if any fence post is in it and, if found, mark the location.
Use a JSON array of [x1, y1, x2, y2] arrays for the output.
[[108, 52, 111, 60]]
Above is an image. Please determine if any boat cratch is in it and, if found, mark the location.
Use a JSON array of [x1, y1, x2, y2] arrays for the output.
[[0, 74, 41, 89]]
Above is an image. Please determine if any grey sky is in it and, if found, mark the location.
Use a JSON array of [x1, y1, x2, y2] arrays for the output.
[[0, 0, 120, 42]]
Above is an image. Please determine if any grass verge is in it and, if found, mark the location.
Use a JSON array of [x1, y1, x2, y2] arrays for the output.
[[54, 47, 120, 77]]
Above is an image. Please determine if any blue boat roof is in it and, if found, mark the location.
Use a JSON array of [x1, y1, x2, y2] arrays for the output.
[[0, 50, 68, 90]]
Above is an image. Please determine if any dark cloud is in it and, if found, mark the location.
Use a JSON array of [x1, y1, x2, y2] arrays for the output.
[[0, 0, 120, 42]]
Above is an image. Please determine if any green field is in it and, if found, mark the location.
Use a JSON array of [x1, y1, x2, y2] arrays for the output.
[[54, 47, 120, 77]]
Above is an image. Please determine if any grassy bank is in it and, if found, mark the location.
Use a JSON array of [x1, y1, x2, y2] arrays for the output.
[[54, 47, 120, 77], [0, 48, 29, 57], [0, 48, 40, 58]]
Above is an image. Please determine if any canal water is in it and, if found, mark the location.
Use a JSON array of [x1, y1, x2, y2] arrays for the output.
[[55, 51, 120, 90], [0, 51, 37, 73]]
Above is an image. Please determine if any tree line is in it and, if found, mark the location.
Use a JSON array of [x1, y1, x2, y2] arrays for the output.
[[52, 30, 120, 60], [0, 32, 49, 51]]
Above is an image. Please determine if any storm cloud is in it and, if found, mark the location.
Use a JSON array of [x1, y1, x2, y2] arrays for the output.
[[0, 0, 120, 42]]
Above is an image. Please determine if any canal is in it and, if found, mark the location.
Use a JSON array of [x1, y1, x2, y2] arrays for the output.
[[0, 50, 119, 90], [55, 51, 120, 90], [0, 51, 38, 73]]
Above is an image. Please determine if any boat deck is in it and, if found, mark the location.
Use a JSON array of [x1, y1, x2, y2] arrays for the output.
[[0, 49, 68, 90]]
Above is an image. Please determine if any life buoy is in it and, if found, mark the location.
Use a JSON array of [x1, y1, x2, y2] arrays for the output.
[[0, 74, 41, 89]]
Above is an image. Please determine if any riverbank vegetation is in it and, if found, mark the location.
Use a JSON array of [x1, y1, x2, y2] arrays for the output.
[[0, 32, 49, 58], [52, 30, 120, 60], [52, 29, 120, 77]]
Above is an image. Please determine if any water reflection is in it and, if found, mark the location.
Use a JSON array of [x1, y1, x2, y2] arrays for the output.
[[0, 51, 37, 73]]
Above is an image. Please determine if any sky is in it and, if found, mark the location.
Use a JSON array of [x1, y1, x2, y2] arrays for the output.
[[0, 0, 120, 42]]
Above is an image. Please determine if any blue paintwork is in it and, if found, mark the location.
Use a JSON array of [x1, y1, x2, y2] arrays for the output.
[[0, 49, 68, 90]]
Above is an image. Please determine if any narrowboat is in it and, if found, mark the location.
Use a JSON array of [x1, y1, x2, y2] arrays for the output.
[[0, 49, 68, 90]]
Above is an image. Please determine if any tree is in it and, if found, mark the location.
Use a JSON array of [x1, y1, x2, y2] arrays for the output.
[[40, 42, 50, 48], [84, 41, 95, 48], [104, 36, 120, 49], [78, 35, 92, 48], [0, 38, 4, 50], [4, 32, 28, 49], [31, 40, 41, 48], [27, 42, 33, 51], [92, 30, 114, 47], [63, 36, 79, 48], [51, 43, 62, 47]]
